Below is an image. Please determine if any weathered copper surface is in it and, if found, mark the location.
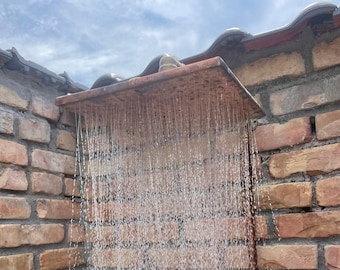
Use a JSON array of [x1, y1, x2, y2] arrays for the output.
[[56, 57, 264, 120]]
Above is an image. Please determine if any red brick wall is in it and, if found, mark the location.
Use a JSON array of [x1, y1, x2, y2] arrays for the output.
[[254, 115, 340, 269], [250, 34, 340, 269], [0, 69, 84, 269], [1, 28, 340, 270]]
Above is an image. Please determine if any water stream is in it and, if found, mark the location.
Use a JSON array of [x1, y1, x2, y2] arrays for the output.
[[72, 86, 259, 269]]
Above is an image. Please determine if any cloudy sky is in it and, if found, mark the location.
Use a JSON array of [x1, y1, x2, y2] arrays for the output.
[[0, 0, 339, 87]]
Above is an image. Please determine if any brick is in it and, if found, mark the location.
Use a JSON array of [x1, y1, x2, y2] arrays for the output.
[[178, 162, 240, 190], [255, 182, 312, 209], [64, 177, 80, 197], [0, 197, 30, 219], [255, 117, 312, 152], [270, 73, 340, 115], [0, 84, 28, 110], [86, 226, 115, 245], [0, 139, 27, 166], [316, 109, 340, 140], [0, 110, 14, 134], [60, 110, 76, 127], [89, 248, 141, 268], [31, 149, 75, 175], [0, 167, 27, 191], [68, 224, 85, 243], [82, 132, 111, 155], [142, 188, 247, 220], [253, 155, 263, 179], [56, 130, 76, 151], [185, 216, 267, 242], [40, 247, 85, 270], [234, 52, 305, 86], [276, 211, 340, 238], [141, 189, 245, 220], [120, 152, 138, 173], [111, 129, 138, 148], [140, 135, 210, 169], [148, 248, 218, 269], [30, 95, 60, 122], [215, 131, 242, 155], [0, 253, 33, 270], [84, 180, 111, 200], [257, 245, 317, 269], [313, 37, 340, 70], [325, 245, 340, 270], [36, 199, 80, 219], [18, 117, 50, 143], [118, 222, 178, 243], [114, 170, 177, 198], [31, 172, 62, 196], [224, 245, 250, 269], [316, 176, 340, 207], [269, 143, 340, 178], [84, 152, 138, 176], [86, 201, 138, 222], [89, 187, 250, 223], [0, 224, 64, 248], [255, 215, 269, 240]]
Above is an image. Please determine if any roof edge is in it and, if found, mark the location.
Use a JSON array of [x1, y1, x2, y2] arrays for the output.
[[1, 47, 87, 93]]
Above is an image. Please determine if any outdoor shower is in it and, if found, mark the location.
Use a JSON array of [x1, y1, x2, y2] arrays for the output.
[[56, 56, 264, 269]]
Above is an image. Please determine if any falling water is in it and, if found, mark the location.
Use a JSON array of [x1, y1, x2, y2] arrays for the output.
[[71, 80, 260, 269]]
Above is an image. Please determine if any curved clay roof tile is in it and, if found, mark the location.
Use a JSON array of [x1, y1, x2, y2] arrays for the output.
[[90, 2, 339, 89], [242, 2, 337, 51], [181, 28, 250, 64]]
